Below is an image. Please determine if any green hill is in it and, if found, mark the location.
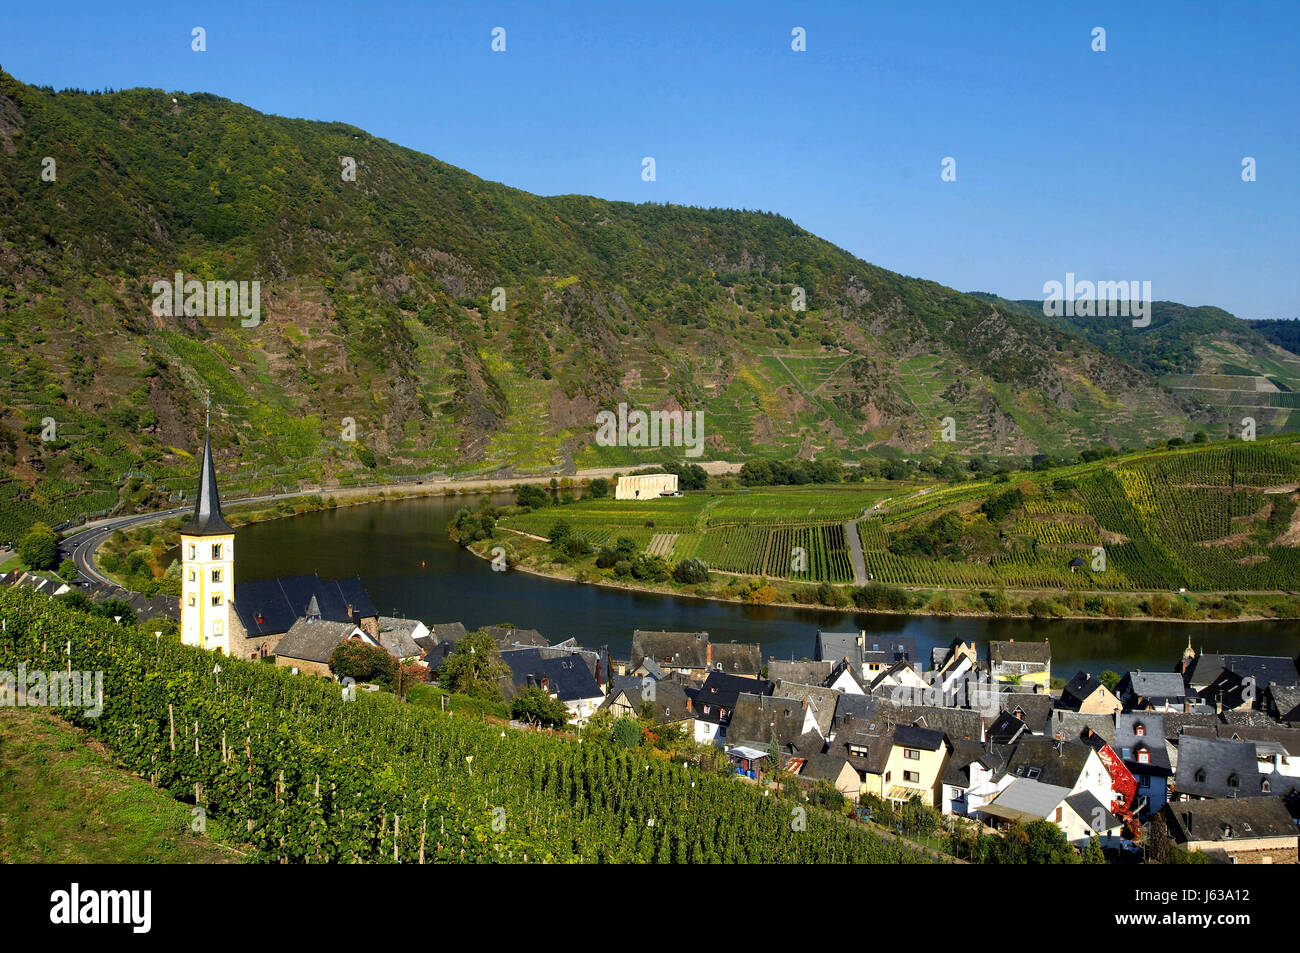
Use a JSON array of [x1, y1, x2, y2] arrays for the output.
[[0, 69, 1223, 538]]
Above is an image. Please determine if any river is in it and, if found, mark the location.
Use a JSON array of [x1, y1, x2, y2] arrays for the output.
[[233, 495, 1300, 676]]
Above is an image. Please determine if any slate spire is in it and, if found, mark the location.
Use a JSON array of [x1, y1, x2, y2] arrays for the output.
[[181, 398, 233, 536]]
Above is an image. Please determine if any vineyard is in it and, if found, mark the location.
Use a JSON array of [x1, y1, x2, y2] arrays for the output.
[[0, 589, 929, 864], [855, 437, 1300, 592]]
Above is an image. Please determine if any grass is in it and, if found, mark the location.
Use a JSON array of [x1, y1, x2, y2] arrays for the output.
[[0, 707, 243, 863]]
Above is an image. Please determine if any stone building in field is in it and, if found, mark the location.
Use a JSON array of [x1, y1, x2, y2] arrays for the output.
[[614, 473, 679, 500]]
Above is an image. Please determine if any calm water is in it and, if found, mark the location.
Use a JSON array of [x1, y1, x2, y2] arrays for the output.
[[234, 496, 1300, 675]]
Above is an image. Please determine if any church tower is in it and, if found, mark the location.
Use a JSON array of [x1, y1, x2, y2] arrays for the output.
[[180, 405, 234, 653]]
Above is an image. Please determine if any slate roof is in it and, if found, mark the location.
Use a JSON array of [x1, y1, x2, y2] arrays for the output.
[[1180, 723, 1300, 758], [982, 779, 1072, 823], [690, 672, 775, 725], [377, 617, 424, 659], [631, 630, 710, 670], [1060, 671, 1105, 708], [1114, 713, 1172, 776], [989, 640, 1051, 666], [484, 626, 547, 648], [710, 642, 762, 676], [179, 430, 234, 536], [814, 630, 916, 667], [275, 619, 365, 665], [727, 693, 811, 749], [894, 724, 944, 752], [776, 682, 839, 736], [1268, 684, 1300, 723], [1049, 711, 1117, 744], [1185, 653, 1300, 691], [1159, 712, 1223, 739], [987, 711, 1032, 746], [1165, 797, 1298, 843], [602, 675, 694, 724], [796, 752, 854, 784], [828, 722, 893, 776], [414, 621, 467, 654], [874, 699, 986, 744], [1119, 670, 1188, 705], [767, 659, 835, 686], [1000, 692, 1054, 734], [1006, 736, 1093, 788], [499, 648, 603, 703], [1065, 791, 1120, 833], [1173, 736, 1261, 798], [233, 574, 376, 638]]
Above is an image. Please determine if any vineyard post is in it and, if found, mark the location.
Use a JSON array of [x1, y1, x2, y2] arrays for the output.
[[168, 703, 175, 751]]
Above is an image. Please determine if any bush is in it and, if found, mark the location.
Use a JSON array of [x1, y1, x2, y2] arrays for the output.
[[516, 484, 549, 509], [58, 558, 78, 581], [672, 557, 710, 584], [612, 716, 643, 749]]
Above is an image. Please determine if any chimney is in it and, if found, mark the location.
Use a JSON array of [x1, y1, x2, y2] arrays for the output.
[[347, 603, 354, 621], [706, 642, 712, 668], [1184, 698, 1190, 714]]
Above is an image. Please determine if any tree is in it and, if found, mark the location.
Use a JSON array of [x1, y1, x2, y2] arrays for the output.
[[516, 484, 549, 509], [58, 558, 78, 581], [511, 687, 569, 729], [18, 522, 58, 570], [329, 639, 397, 684], [438, 629, 510, 700], [1099, 670, 1121, 693], [588, 477, 609, 499], [1082, 835, 1106, 864]]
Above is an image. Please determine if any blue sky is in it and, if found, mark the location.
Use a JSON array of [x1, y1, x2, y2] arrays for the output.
[[2, 0, 1297, 317]]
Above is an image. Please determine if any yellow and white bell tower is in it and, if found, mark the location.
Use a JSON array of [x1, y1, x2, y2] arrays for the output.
[[180, 403, 234, 653]]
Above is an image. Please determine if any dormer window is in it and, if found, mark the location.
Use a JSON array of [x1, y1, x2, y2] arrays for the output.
[[1137, 748, 1150, 764], [1135, 723, 1145, 737], [1262, 779, 1271, 793], [1227, 773, 1239, 789], [1195, 768, 1207, 783]]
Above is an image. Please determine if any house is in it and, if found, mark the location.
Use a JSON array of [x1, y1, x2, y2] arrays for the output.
[[1004, 736, 1114, 807], [867, 660, 930, 698], [709, 642, 763, 677], [987, 710, 1033, 747], [484, 626, 548, 650], [768, 659, 835, 686], [989, 640, 1051, 688], [1078, 725, 1139, 820], [690, 672, 775, 745], [1059, 671, 1122, 715], [601, 675, 694, 730], [981, 779, 1124, 848], [1267, 684, 1300, 724], [942, 739, 1011, 816], [413, 621, 466, 656], [873, 698, 986, 745], [1114, 713, 1173, 816], [1162, 798, 1299, 864], [1117, 670, 1188, 712], [1183, 651, 1300, 711], [815, 630, 916, 681], [1179, 724, 1300, 785], [631, 630, 711, 676], [787, 752, 861, 798], [273, 618, 373, 678], [376, 617, 429, 663], [614, 473, 678, 500], [499, 648, 605, 724], [872, 724, 948, 807], [1049, 710, 1117, 743], [726, 692, 821, 753], [775, 681, 840, 738], [1172, 736, 1262, 800], [999, 692, 1054, 735], [825, 657, 867, 695], [231, 573, 378, 660]]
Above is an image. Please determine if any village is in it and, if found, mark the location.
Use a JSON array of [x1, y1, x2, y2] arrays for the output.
[[5, 426, 1297, 867]]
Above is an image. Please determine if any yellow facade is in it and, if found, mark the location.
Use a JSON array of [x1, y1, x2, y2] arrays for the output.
[[180, 532, 234, 654]]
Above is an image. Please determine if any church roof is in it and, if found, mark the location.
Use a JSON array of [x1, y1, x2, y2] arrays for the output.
[[180, 430, 233, 536], [233, 574, 377, 637]]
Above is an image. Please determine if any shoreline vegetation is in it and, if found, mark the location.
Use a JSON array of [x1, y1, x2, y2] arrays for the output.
[[73, 436, 1300, 624]]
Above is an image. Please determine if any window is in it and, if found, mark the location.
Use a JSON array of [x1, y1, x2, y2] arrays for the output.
[[1262, 779, 1271, 793], [1055, 806, 1063, 822], [213, 620, 223, 636], [188, 569, 196, 582], [187, 595, 196, 607], [188, 544, 196, 560], [903, 771, 920, 783], [1227, 773, 1239, 789], [1137, 748, 1150, 764], [211, 569, 221, 583], [1135, 723, 1145, 737], [904, 748, 920, 760], [211, 593, 223, 607], [211, 544, 222, 560], [1195, 768, 1207, 783]]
